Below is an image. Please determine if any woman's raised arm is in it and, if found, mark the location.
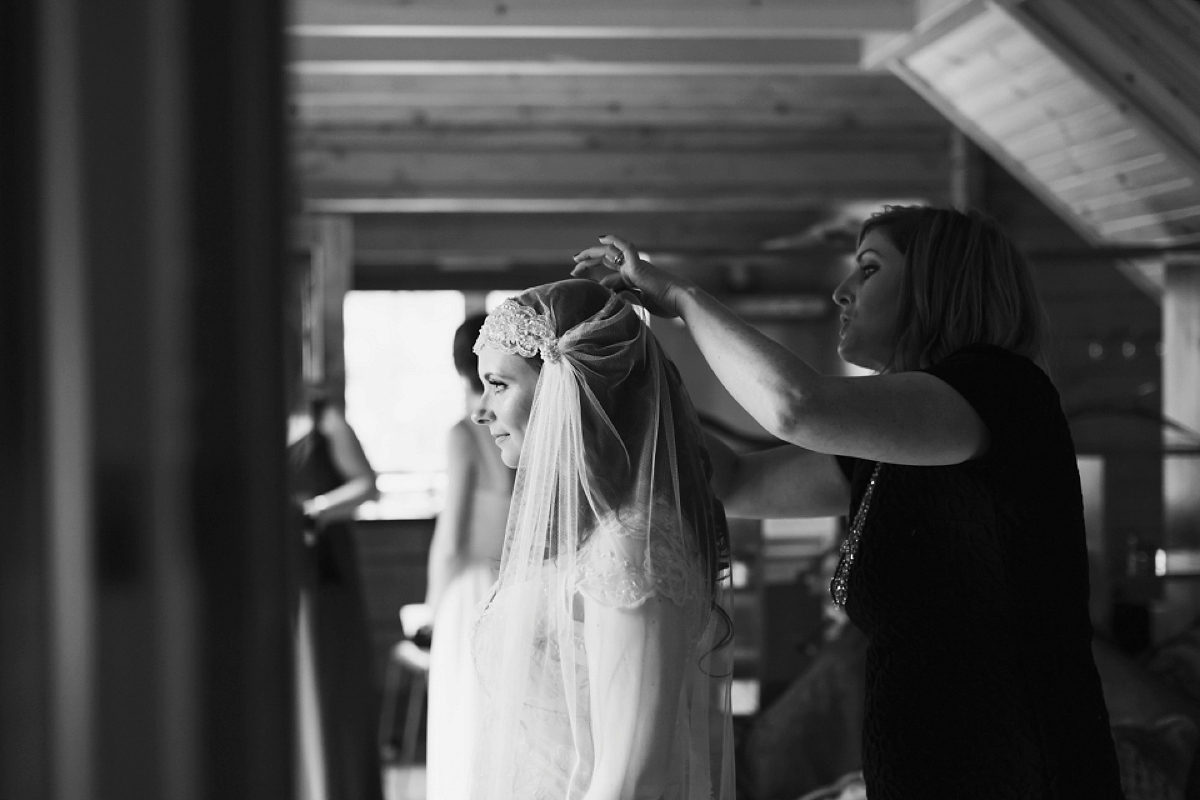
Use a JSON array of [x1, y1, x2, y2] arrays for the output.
[[574, 237, 988, 467]]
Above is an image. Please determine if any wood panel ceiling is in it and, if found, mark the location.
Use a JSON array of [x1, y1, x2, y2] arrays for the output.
[[288, 0, 955, 288], [869, 0, 1200, 296]]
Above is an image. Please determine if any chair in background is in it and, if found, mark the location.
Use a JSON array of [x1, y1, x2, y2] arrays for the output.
[[379, 604, 433, 765]]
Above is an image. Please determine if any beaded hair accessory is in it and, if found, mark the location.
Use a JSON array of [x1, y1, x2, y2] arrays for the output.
[[473, 299, 560, 363]]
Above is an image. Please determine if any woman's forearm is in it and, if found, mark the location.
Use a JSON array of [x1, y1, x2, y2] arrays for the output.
[[676, 285, 825, 441], [306, 475, 378, 523]]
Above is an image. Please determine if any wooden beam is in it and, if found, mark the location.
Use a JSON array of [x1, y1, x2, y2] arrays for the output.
[[291, 99, 940, 128], [308, 216, 354, 401], [351, 209, 837, 256], [296, 149, 952, 200], [293, 124, 950, 152], [303, 196, 935, 214], [292, 0, 919, 37], [289, 71, 944, 127], [290, 35, 864, 75], [1160, 258, 1200, 640], [348, 210, 864, 279], [291, 72, 930, 107], [291, 61, 866, 78]]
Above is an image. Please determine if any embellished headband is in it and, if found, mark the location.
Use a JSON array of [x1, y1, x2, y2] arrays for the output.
[[473, 299, 560, 363]]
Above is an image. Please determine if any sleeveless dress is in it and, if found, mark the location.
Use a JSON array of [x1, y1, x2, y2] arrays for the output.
[[288, 405, 384, 800], [835, 344, 1123, 799], [426, 420, 513, 800]]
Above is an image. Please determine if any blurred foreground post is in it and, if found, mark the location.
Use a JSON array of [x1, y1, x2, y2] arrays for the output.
[[0, 0, 292, 798]]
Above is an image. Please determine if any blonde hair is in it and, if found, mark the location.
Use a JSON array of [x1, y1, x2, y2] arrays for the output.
[[859, 205, 1047, 372]]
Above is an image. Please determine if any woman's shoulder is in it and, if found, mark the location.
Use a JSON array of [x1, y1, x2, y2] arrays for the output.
[[287, 413, 315, 446], [315, 402, 356, 438], [579, 514, 704, 612], [931, 342, 1042, 374], [925, 344, 1073, 466], [594, 496, 687, 539], [926, 343, 1056, 399]]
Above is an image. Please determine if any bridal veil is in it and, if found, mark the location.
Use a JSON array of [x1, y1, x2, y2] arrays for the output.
[[470, 279, 734, 800]]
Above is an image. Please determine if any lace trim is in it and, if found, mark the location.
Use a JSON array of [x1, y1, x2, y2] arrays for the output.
[[575, 514, 700, 609], [473, 299, 560, 363]]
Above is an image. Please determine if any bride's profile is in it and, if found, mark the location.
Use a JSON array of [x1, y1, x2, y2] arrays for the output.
[[468, 278, 735, 800]]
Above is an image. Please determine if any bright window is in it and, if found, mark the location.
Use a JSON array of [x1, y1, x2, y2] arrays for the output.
[[344, 290, 467, 518], [486, 289, 521, 311]]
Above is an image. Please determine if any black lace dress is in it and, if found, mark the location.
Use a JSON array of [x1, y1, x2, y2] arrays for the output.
[[835, 345, 1124, 799]]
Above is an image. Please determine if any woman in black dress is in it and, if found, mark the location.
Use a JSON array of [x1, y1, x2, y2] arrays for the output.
[[288, 390, 384, 800], [573, 206, 1124, 799]]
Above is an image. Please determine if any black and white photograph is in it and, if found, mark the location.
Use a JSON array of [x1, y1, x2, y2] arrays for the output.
[[4, 0, 1200, 798]]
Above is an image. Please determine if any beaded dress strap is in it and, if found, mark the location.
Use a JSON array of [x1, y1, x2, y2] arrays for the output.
[[830, 462, 883, 608]]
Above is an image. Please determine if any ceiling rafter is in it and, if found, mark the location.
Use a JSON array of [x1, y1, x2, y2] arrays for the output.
[[287, 0, 955, 278], [292, 0, 919, 38]]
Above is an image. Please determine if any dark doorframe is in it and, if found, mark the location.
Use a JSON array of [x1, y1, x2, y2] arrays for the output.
[[0, 0, 294, 797]]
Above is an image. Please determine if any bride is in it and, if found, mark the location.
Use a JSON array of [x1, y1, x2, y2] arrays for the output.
[[468, 279, 735, 800]]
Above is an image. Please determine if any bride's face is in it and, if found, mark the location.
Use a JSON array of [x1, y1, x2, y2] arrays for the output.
[[473, 346, 540, 468]]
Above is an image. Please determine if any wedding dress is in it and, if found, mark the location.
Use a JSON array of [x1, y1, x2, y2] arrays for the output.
[[426, 420, 513, 800], [468, 281, 735, 800]]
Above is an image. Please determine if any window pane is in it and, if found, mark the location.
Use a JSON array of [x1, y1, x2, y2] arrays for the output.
[[344, 290, 466, 517], [486, 289, 521, 312]]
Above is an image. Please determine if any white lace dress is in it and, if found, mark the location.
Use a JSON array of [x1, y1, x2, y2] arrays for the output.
[[471, 514, 733, 800]]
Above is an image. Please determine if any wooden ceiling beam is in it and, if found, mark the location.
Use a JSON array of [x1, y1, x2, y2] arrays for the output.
[[291, 72, 934, 103], [289, 72, 945, 127], [303, 195, 934, 215], [290, 36, 864, 74], [292, 0, 918, 38], [292, 62, 867, 77], [296, 148, 950, 198], [293, 124, 951, 153], [351, 209, 836, 253], [290, 102, 934, 127]]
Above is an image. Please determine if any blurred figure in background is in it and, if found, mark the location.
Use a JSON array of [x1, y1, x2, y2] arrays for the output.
[[288, 385, 384, 800], [739, 546, 868, 800], [424, 314, 515, 800]]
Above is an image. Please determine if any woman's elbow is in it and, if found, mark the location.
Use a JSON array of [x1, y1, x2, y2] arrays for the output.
[[761, 376, 842, 445], [760, 394, 811, 444], [347, 474, 379, 504]]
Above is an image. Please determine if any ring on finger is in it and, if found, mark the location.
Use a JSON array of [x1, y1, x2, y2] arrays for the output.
[[612, 252, 624, 266]]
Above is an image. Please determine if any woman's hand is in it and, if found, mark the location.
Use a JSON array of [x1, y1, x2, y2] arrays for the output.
[[571, 235, 693, 319], [302, 494, 330, 525]]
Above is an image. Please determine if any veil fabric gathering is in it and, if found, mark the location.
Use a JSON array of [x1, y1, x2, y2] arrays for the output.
[[470, 280, 734, 800]]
